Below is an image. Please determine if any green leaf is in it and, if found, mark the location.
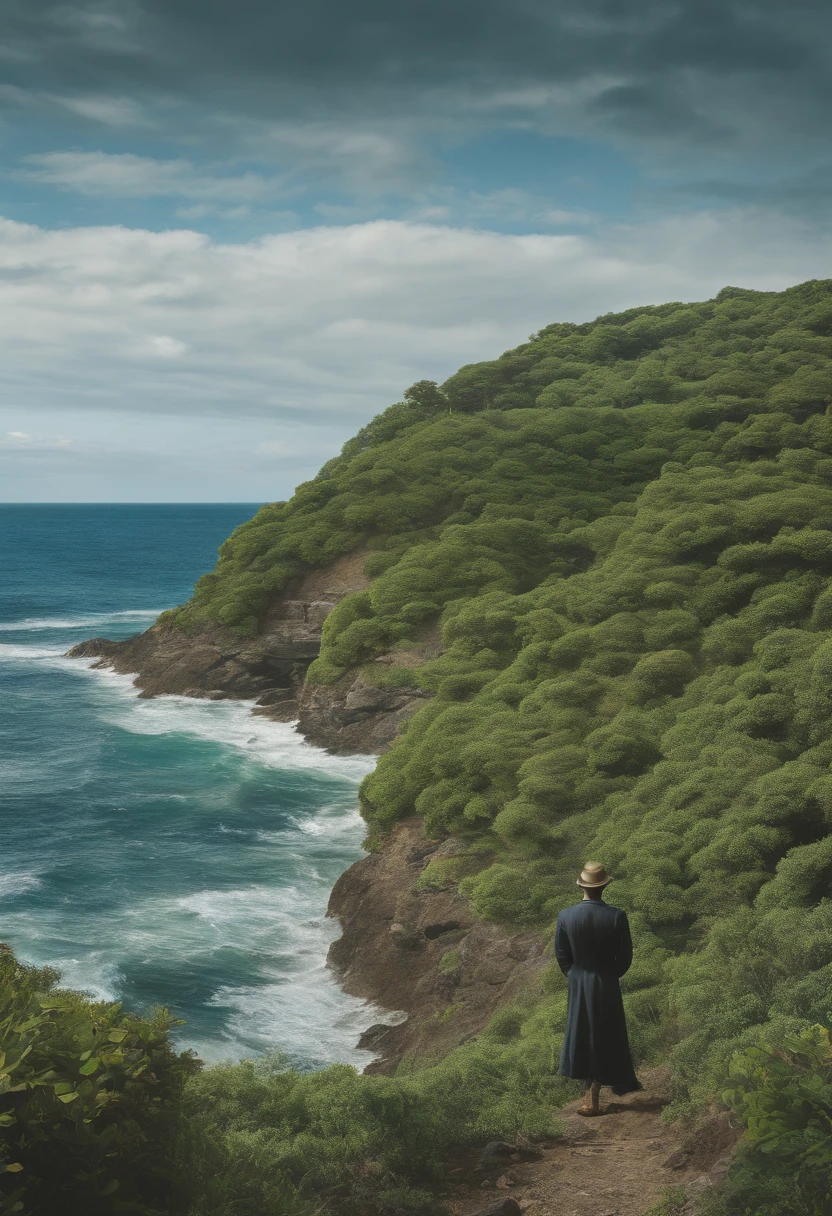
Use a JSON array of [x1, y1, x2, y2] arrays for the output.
[[4, 1164, 23, 1173], [57, 1092, 79, 1103], [107, 1029, 128, 1043], [78, 1058, 99, 1075], [100, 1179, 119, 1195]]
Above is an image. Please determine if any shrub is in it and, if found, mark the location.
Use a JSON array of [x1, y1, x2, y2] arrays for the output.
[[703, 1025, 832, 1216], [0, 948, 196, 1216]]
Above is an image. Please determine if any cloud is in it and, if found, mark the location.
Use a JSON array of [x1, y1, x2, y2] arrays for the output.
[[0, 429, 73, 449], [237, 122, 438, 191], [19, 151, 283, 201], [57, 94, 150, 126], [2, 1, 831, 188], [0, 208, 830, 434], [145, 334, 188, 357], [438, 189, 596, 228], [0, 83, 152, 128]]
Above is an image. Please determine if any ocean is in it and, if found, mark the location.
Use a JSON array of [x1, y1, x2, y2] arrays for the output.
[[0, 504, 383, 1067]]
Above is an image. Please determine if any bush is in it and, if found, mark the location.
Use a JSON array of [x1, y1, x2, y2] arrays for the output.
[[0, 947, 196, 1216], [175, 1031, 569, 1216], [701, 1025, 832, 1216]]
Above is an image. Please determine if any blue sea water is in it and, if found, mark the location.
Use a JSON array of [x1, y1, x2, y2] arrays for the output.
[[0, 505, 383, 1067]]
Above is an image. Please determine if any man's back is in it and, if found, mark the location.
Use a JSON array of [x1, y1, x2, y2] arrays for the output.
[[555, 899, 633, 977]]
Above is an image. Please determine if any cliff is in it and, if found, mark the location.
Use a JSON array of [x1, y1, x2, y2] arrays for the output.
[[68, 550, 429, 755], [327, 818, 545, 1074]]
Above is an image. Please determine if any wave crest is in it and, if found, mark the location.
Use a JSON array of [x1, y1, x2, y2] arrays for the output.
[[0, 609, 162, 633]]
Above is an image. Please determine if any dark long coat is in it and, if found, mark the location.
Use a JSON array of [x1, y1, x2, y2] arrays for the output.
[[554, 898, 641, 1095]]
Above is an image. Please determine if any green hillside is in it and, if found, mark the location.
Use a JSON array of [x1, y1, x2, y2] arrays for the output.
[[12, 280, 832, 1215], [174, 278, 832, 1214]]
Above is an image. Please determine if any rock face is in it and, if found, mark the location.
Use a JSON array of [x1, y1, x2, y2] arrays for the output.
[[298, 676, 431, 753], [66, 551, 428, 754], [327, 818, 547, 1074]]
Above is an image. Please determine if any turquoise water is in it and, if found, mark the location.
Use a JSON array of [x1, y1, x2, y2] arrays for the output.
[[0, 505, 380, 1067]]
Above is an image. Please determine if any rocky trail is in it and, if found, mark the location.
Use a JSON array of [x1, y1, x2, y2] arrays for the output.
[[445, 1070, 738, 1216]]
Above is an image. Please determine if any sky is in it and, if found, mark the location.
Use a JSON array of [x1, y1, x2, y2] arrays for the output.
[[2, 1, 832, 501]]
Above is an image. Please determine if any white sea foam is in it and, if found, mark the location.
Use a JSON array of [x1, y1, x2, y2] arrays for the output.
[[106, 694, 376, 782], [50, 956, 123, 1004], [164, 882, 402, 1065], [104, 875, 405, 1065], [257, 805, 366, 847], [295, 819, 326, 836], [0, 610, 162, 632], [0, 871, 43, 897], [201, 971, 398, 1068], [17, 625, 376, 783], [0, 642, 68, 661]]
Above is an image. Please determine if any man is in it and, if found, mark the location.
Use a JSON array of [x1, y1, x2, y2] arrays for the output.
[[555, 861, 642, 1116]]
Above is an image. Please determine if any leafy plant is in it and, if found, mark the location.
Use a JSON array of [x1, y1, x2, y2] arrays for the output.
[[699, 1025, 832, 1215], [0, 947, 197, 1215]]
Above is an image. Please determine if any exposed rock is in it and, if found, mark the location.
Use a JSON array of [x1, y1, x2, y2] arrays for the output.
[[472, 1199, 523, 1216], [477, 1141, 543, 1174], [356, 1022, 401, 1052], [65, 551, 425, 755], [297, 674, 429, 754], [388, 922, 425, 950], [326, 818, 546, 1074], [662, 1147, 692, 1170], [477, 1142, 517, 1170], [423, 921, 461, 940]]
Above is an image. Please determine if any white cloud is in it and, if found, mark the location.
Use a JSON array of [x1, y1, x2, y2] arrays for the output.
[[0, 208, 829, 442], [0, 429, 73, 449], [57, 95, 150, 127], [238, 120, 438, 190], [19, 151, 281, 201], [0, 85, 151, 128], [146, 335, 189, 358]]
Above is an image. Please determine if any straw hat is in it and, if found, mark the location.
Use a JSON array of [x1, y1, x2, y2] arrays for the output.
[[576, 861, 612, 889]]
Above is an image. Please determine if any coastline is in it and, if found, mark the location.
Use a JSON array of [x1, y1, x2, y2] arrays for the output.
[[66, 552, 548, 1074]]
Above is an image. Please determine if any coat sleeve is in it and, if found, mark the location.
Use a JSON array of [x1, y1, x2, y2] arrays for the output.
[[614, 911, 634, 977], [554, 914, 573, 977]]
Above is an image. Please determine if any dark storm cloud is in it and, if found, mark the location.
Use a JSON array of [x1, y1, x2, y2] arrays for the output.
[[2, 0, 831, 155]]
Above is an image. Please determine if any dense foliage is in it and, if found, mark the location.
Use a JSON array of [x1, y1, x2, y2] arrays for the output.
[[171, 279, 832, 640], [0, 948, 196, 1216], [702, 1022, 832, 1215], [175, 276, 832, 1077], [36, 279, 832, 1211], [176, 1014, 571, 1216], [0, 944, 576, 1215]]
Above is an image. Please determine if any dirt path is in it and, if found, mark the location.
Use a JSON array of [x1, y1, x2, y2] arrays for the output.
[[446, 1070, 737, 1216]]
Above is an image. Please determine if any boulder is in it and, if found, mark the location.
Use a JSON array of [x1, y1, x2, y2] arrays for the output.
[[473, 1200, 523, 1216], [477, 1141, 516, 1169]]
